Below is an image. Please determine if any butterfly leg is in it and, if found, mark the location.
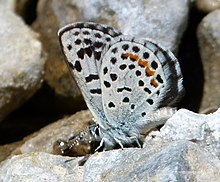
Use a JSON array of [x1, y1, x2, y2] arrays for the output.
[[113, 137, 124, 149]]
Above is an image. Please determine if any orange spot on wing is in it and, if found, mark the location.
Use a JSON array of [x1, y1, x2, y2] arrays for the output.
[[151, 79, 158, 88], [122, 53, 139, 61], [138, 59, 148, 67], [122, 53, 155, 76]]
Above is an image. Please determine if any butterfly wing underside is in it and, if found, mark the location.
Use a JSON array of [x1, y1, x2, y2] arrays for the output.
[[58, 22, 122, 125], [99, 37, 184, 131]]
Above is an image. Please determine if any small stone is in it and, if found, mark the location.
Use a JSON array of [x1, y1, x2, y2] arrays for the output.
[[196, 0, 220, 13], [0, 8, 45, 121], [197, 10, 220, 112]]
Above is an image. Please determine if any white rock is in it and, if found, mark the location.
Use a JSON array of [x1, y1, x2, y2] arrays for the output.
[[149, 108, 220, 157], [1, 140, 220, 182]]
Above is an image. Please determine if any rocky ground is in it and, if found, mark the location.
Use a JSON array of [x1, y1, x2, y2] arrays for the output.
[[1, 0, 220, 181]]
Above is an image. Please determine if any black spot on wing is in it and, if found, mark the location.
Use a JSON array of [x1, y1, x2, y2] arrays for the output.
[[67, 44, 72, 50], [104, 81, 111, 88], [138, 80, 144, 86], [144, 87, 151, 94], [83, 31, 90, 35], [74, 31, 79, 36], [132, 46, 140, 53], [85, 47, 92, 57], [156, 90, 160, 95], [75, 39, 81, 45], [108, 102, 115, 108], [122, 97, 129, 103], [147, 99, 153, 105], [110, 73, 117, 81], [111, 47, 118, 53], [121, 54, 127, 60], [122, 44, 129, 51], [119, 64, 127, 70], [85, 74, 99, 83], [110, 57, 117, 64], [75, 60, 82, 72], [94, 51, 102, 60], [84, 39, 92, 45], [90, 89, 102, 94], [77, 48, 85, 59], [94, 42, 103, 48], [103, 67, 108, 74], [106, 37, 111, 42], [117, 87, 132, 92], [151, 61, 158, 69], [156, 74, 164, 83], [129, 64, 135, 70], [131, 104, 135, 109], [143, 52, 149, 59], [95, 33, 101, 38], [136, 70, 141, 76]]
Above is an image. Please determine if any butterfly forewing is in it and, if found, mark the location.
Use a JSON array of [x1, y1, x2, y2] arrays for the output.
[[59, 22, 122, 125]]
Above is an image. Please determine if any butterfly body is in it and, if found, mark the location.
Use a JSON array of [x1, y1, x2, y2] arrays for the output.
[[58, 22, 184, 150]]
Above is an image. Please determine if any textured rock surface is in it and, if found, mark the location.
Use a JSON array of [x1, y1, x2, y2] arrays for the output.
[[196, 0, 220, 13], [84, 141, 220, 182], [33, 0, 189, 103], [1, 140, 220, 182], [147, 108, 220, 157], [0, 0, 15, 10], [1, 108, 220, 181], [12, 110, 93, 156], [0, 152, 84, 182], [0, 8, 45, 121], [197, 10, 220, 112], [0, 141, 22, 162]]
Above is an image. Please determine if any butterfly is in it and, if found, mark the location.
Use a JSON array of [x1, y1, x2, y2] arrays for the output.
[[58, 22, 184, 150]]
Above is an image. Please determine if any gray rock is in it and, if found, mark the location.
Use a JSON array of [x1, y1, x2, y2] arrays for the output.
[[0, 8, 45, 121], [197, 10, 220, 112], [196, 0, 220, 13], [148, 108, 220, 157], [1, 140, 220, 182], [0, 152, 83, 182], [0, 0, 15, 10], [84, 140, 220, 182], [56, 0, 189, 52], [33, 0, 189, 103], [12, 110, 93, 156]]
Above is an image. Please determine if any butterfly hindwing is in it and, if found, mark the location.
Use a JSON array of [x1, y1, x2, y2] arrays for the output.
[[100, 36, 184, 131]]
